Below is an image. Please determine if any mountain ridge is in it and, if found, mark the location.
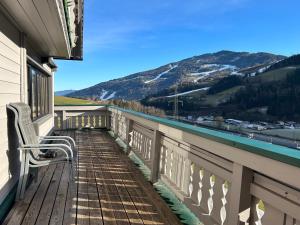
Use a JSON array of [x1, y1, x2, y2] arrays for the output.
[[68, 50, 286, 100]]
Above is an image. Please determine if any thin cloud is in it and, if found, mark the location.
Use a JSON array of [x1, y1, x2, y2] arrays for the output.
[[84, 0, 249, 52]]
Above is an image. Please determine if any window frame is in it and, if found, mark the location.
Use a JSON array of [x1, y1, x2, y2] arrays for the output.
[[27, 61, 52, 121]]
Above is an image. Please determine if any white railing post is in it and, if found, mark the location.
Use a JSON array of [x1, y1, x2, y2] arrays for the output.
[[228, 163, 253, 225], [150, 130, 162, 183], [105, 111, 111, 129], [114, 112, 119, 137], [62, 110, 67, 130]]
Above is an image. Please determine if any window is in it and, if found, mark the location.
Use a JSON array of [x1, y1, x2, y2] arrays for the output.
[[27, 64, 51, 120]]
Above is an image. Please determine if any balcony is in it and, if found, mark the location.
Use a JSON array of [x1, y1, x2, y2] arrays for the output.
[[4, 105, 300, 225]]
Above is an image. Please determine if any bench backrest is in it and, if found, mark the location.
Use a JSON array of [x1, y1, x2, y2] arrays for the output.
[[8, 103, 40, 158]]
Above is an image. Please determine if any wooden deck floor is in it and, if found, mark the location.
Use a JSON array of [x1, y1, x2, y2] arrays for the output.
[[3, 130, 181, 225]]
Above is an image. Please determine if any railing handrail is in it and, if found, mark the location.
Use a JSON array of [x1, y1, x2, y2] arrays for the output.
[[54, 104, 300, 168], [54, 104, 109, 107]]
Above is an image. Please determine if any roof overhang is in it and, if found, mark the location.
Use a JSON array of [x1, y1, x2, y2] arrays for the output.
[[0, 0, 83, 60]]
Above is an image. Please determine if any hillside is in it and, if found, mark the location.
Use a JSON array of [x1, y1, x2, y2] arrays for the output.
[[54, 96, 97, 105], [68, 50, 285, 100], [55, 90, 76, 96], [142, 54, 300, 121]]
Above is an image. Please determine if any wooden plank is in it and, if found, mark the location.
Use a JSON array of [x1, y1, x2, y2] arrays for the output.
[[92, 141, 132, 225], [35, 163, 65, 225], [21, 165, 57, 225], [90, 133, 118, 225], [85, 133, 104, 225], [3, 166, 48, 225], [86, 168, 103, 225], [49, 163, 70, 225], [63, 131, 78, 225], [76, 133, 91, 225]]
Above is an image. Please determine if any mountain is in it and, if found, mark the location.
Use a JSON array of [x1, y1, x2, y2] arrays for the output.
[[55, 90, 76, 96], [142, 54, 300, 122], [68, 50, 286, 100]]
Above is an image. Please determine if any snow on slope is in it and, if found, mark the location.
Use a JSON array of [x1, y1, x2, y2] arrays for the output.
[[166, 87, 210, 98], [193, 64, 237, 82], [103, 91, 116, 100], [100, 90, 108, 99], [99, 90, 116, 100], [144, 64, 178, 84]]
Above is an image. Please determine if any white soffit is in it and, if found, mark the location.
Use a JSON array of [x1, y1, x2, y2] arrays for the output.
[[1, 0, 71, 58]]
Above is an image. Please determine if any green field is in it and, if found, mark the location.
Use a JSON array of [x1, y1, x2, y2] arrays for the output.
[[54, 96, 97, 105], [251, 66, 300, 83], [203, 86, 243, 106]]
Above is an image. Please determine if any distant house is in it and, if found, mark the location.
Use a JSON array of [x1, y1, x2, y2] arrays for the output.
[[0, 0, 83, 215], [247, 124, 266, 131]]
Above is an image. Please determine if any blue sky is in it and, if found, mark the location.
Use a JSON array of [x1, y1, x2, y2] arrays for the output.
[[55, 0, 300, 91]]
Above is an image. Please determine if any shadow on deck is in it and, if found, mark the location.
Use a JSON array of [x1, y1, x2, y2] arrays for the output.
[[3, 129, 181, 225]]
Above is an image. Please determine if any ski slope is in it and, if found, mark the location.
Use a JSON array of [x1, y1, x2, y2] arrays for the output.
[[145, 64, 178, 84], [166, 87, 210, 98]]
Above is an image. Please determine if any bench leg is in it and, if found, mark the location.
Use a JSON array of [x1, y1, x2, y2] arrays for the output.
[[19, 154, 30, 200], [15, 149, 26, 201]]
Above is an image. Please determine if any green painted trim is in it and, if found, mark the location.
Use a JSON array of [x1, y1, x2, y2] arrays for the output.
[[109, 106, 300, 168], [0, 184, 17, 223], [63, 0, 72, 48]]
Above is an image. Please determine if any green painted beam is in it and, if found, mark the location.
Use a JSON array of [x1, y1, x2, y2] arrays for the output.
[[0, 184, 17, 223]]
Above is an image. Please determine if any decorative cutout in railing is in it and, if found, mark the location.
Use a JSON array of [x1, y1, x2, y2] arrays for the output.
[[197, 169, 204, 206], [160, 135, 233, 224], [117, 114, 127, 141], [238, 200, 265, 225], [130, 126, 153, 166], [207, 174, 215, 216], [220, 181, 228, 225]]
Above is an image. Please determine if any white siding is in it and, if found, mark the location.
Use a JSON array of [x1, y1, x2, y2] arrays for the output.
[[0, 5, 56, 205], [0, 11, 21, 203]]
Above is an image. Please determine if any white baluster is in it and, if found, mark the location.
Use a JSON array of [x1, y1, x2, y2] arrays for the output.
[[148, 139, 152, 160], [170, 151, 173, 179], [207, 175, 215, 215], [57, 117, 61, 129], [189, 163, 195, 197], [93, 115, 96, 127], [164, 149, 168, 175], [220, 181, 229, 225], [255, 200, 265, 225], [197, 169, 204, 206], [76, 116, 79, 128], [81, 116, 84, 127]]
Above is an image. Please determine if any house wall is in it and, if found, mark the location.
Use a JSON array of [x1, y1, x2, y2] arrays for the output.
[[0, 10, 22, 204], [0, 11, 54, 204]]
